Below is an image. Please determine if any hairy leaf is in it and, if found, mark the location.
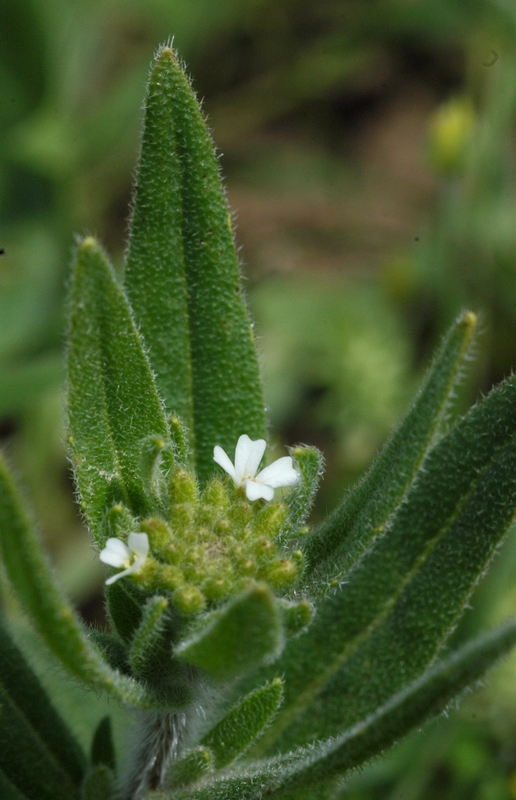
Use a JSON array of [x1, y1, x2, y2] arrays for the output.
[[0, 452, 156, 707], [67, 236, 169, 535], [254, 369, 516, 749], [303, 311, 476, 582], [124, 47, 265, 484], [201, 679, 283, 768], [0, 623, 86, 785], [175, 584, 283, 680], [169, 620, 516, 800]]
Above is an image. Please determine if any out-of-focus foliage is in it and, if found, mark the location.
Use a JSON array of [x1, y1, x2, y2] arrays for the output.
[[3, 0, 516, 797]]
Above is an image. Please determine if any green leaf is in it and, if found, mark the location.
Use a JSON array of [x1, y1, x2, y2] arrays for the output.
[[201, 679, 283, 768], [281, 446, 324, 539], [167, 747, 213, 789], [128, 596, 169, 676], [175, 584, 283, 680], [81, 766, 114, 800], [0, 622, 86, 785], [91, 716, 116, 772], [0, 451, 157, 707], [105, 577, 144, 643], [170, 621, 516, 800], [124, 46, 265, 485], [298, 618, 516, 785], [0, 681, 80, 800], [67, 236, 169, 535], [257, 369, 516, 750], [303, 310, 477, 582]]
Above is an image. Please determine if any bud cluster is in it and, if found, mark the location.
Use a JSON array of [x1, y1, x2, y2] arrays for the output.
[[102, 468, 303, 616]]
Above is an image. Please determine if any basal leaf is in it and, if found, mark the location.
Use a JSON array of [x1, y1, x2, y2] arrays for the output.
[[124, 47, 265, 485], [0, 451, 157, 707], [67, 236, 169, 535], [0, 622, 86, 785], [303, 310, 477, 583]]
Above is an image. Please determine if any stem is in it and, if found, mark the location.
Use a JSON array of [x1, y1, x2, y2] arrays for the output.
[[119, 710, 188, 799]]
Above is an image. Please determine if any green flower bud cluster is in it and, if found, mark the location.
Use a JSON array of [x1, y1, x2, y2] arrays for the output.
[[103, 467, 304, 616]]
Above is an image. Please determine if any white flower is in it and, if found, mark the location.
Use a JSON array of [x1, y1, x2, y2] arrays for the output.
[[99, 532, 150, 585], [213, 434, 299, 502]]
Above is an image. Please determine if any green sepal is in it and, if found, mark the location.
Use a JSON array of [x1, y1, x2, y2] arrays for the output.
[[124, 46, 266, 485], [0, 451, 154, 707], [91, 716, 116, 772], [105, 577, 144, 643], [172, 621, 516, 800], [175, 584, 283, 680], [303, 310, 477, 582], [281, 446, 324, 539], [129, 596, 169, 677], [0, 622, 86, 786], [167, 747, 213, 790], [67, 236, 169, 534], [80, 766, 114, 800], [201, 678, 283, 768]]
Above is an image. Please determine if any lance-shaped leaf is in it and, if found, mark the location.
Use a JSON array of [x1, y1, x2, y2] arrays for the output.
[[280, 446, 323, 540], [170, 620, 516, 800], [129, 596, 169, 676], [167, 747, 213, 790], [0, 622, 86, 786], [297, 618, 516, 787], [105, 571, 144, 643], [67, 236, 169, 534], [303, 310, 477, 582], [175, 584, 283, 681], [0, 451, 156, 707], [257, 371, 516, 750], [0, 680, 80, 800], [201, 679, 283, 768], [124, 46, 265, 485]]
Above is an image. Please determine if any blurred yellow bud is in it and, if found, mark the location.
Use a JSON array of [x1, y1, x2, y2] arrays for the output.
[[428, 96, 476, 175]]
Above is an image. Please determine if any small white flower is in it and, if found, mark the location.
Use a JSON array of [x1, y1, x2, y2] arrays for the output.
[[99, 532, 150, 585], [213, 434, 299, 502]]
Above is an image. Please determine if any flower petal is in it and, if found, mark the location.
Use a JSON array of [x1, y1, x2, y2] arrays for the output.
[[128, 531, 150, 559], [235, 435, 266, 482], [256, 456, 299, 488], [100, 537, 131, 567], [105, 566, 134, 586], [245, 479, 275, 502], [213, 445, 236, 481]]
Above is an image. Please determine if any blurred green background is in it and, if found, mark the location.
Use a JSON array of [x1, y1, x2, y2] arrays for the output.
[[3, 0, 516, 796]]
